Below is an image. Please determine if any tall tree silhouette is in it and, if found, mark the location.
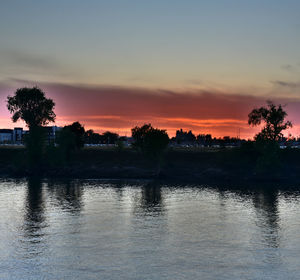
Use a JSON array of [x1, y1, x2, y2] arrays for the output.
[[248, 101, 292, 141], [7, 86, 56, 130], [248, 101, 292, 174], [7, 87, 56, 165]]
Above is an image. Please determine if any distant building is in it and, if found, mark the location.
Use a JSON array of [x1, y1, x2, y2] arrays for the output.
[[0, 129, 13, 143], [120, 136, 133, 146], [175, 129, 196, 144], [197, 134, 212, 146], [13, 128, 23, 143], [0, 126, 62, 144], [43, 126, 62, 144], [0, 128, 25, 144]]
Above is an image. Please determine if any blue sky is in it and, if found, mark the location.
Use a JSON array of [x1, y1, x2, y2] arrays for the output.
[[0, 1, 300, 137], [1, 0, 299, 89]]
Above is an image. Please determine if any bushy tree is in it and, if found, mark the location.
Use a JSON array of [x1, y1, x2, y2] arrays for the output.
[[63, 122, 85, 149], [131, 124, 169, 158], [248, 101, 291, 175], [248, 101, 292, 141], [85, 129, 103, 144], [7, 87, 56, 166], [7, 87, 55, 130], [102, 131, 119, 144], [57, 122, 85, 162]]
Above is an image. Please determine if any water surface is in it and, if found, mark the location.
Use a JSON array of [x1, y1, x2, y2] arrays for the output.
[[1, 178, 300, 279]]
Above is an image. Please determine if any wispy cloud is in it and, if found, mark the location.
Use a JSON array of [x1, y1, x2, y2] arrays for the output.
[[281, 64, 298, 73], [271, 80, 300, 89], [0, 49, 82, 83], [184, 79, 203, 85], [0, 49, 58, 72]]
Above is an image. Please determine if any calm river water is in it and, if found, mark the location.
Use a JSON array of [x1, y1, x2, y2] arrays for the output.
[[1, 178, 300, 279]]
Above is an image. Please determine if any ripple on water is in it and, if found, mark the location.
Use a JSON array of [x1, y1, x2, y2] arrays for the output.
[[1, 179, 300, 279]]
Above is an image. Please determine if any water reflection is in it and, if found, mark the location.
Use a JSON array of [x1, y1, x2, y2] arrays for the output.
[[23, 177, 46, 241], [19, 177, 48, 260], [133, 182, 164, 216], [111, 181, 126, 201], [2, 179, 300, 279], [47, 180, 83, 213], [214, 185, 281, 249], [252, 188, 280, 248]]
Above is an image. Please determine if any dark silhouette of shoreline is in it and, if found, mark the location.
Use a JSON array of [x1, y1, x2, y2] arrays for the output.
[[1, 146, 300, 185], [2, 88, 299, 186]]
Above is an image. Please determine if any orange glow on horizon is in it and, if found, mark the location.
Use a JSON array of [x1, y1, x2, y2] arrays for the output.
[[1, 81, 300, 140], [54, 116, 258, 139], [1, 114, 298, 140]]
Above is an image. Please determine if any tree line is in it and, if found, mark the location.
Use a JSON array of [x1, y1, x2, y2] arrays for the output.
[[6, 87, 170, 164], [6, 86, 293, 173]]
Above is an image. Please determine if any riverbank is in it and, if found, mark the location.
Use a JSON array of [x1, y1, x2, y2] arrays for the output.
[[1, 146, 300, 184]]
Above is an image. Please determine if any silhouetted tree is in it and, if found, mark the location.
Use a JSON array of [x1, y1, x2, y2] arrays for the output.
[[132, 124, 169, 158], [248, 101, 291, 174], [85, 129, 101, 144], [63, 122, 85, 149], [7, 87, 56, 166], [248, 101, 292, 141], [101, 131, 119, 144], [7, 87, 56, 130], [85, 129, 94, 139], [57, 122, 85, 162]]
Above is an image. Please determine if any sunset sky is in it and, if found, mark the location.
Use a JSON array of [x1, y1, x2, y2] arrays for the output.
[[1, 0, 300, 138]]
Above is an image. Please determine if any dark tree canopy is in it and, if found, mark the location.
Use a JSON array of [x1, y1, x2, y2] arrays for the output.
[[85, 129, 94, 137], [7, 87, 56, 129], [131, 124, 169, 157], [102, 131, 119, 144], [248, 101, 292, 141], [63, 121, 85, 149]]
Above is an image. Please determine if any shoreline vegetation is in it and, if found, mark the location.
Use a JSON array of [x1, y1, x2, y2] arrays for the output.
[[1, 145, 300, 185], [3, 87, 298, 186]]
